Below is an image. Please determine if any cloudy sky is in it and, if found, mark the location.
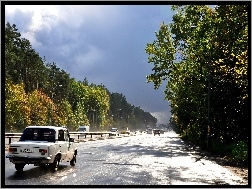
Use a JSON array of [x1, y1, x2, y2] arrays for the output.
[[4, 4, 175, 124]]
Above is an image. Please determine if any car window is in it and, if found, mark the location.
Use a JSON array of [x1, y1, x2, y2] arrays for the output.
[[58, 130, 65, 141], [20, 128, 55, 142]]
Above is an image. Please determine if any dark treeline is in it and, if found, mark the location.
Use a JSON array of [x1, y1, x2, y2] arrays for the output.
[[5, 22, 157, 133]]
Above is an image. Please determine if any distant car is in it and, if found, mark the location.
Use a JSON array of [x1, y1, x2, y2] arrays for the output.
[[120, 127, 130, 135], [147, 128, 153, 134], [153, 129, 161, 136], [110, 128, 119, 136], [78, 125, 89, 132]]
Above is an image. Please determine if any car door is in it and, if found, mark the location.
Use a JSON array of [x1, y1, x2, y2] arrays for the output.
[[58, 129, 68, 161], [66, 130, 75, 160]]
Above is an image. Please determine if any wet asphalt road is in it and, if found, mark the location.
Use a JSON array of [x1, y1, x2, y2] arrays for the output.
[[4, 131, 247, 186]]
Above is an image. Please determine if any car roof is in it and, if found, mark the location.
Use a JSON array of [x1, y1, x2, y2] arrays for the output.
[[25, 126, 67, 130]]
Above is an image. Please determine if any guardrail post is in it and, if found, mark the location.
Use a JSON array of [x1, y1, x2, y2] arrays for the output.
[[91, 134, 92, 138], [9, 138, 11, 145]]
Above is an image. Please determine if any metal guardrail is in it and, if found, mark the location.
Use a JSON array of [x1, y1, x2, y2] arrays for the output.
[[5, 133, 23, 144], [5, 132, 117, 144], [70, 131, 116, 139]]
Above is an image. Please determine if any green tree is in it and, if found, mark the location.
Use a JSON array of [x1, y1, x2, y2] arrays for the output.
[[67, 80, 90, 126], [42, 62, 72, 103], [54, 100, 75, 128], [73, 102, 90, 128], [91, 85, 110, 127], [146, 5, 249, 152], [5, 22, 49, 93], [5, 23, 22, 82]]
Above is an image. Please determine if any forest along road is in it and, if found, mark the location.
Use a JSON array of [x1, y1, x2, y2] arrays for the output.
[[4, 131, 247, 186]]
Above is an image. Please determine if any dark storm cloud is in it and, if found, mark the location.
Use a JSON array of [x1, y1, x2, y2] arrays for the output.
[[5, 5, 173, 124]]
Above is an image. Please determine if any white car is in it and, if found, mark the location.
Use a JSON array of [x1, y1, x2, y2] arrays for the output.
[[110, 128, 119, 136], [6, 126, 77, 172]]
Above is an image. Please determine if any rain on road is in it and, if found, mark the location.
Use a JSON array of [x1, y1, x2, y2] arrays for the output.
[[4, 131, 247, 186]]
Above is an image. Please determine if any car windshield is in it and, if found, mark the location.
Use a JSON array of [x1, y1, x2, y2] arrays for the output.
[[111, 128, 117, 132], [19, 128, 56, 142]]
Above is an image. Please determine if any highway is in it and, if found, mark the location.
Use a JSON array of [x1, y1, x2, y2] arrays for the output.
[[4, 131, 247, 186]]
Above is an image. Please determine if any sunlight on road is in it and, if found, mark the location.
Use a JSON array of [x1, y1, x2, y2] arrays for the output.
[[128, 132, 247, 185]]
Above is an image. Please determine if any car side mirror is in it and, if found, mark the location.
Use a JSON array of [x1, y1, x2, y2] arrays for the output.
[[70, 138, 74, 142]]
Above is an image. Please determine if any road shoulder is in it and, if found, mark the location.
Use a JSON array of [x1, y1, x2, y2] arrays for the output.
[[182, 140, 248, 183]]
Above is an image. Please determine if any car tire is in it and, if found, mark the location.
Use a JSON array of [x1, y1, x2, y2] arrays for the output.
[[70, 155, 76, 166], [50, 155, 60, 171], [15, 163, 25, 172]]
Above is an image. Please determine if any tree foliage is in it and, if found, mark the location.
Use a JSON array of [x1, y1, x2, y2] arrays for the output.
[[4, 22, 157, 132], [28, 90, 53, 126], [146, 5, 249, 159], [5, 79, 31, 132]]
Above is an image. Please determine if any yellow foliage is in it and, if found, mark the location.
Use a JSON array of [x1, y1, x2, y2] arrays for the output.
[[5, 81, 31, 131]]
